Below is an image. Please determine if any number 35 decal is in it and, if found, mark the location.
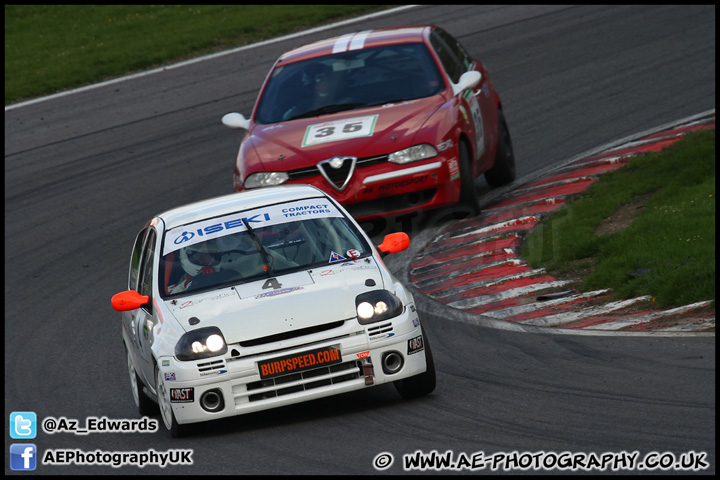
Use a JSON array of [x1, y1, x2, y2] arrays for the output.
[[302, 115, 378, 147]]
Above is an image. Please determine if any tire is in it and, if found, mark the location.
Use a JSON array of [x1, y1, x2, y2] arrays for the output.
[[155, 365, 189, 438], [458, 141, 482, 215], [484, 110, 516, 187], [126, 346, 158, 416], [394, 330, 436, 399]]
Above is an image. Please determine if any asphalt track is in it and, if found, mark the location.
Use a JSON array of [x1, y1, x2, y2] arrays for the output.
[[4, 5, 715, 475]]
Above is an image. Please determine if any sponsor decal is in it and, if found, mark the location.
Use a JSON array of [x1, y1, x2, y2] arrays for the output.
[[448, 157, 460, 181], [176, 292, 235, 310], [170, 388, 194, 403], [281, 204, 333, 218], [467, 92, 485, 157], [356, 351, 370, 359], [369, 332, 395, 341], [413, 317, 420, 328], [162, 360, 170, 367], [254, 286, 304, 299], [171, 213, 269, 248], [459, 105, 468, 123], [199, 369, 227, 377], [407, 335, 424, 355], [258, 346, 342, 379], [378, 175, 428, 192], [302, 115, 378, 147], [437, 139, 454, 152], [346, 249, 361, 259], [329, 251, 347, 263], [164, 372, 176, 381], [163, 199, 343, 256]]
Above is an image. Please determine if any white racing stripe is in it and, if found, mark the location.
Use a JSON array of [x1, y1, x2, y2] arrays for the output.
[[332, 33, 355, 53], [362, 162, 442, 184], [333, 30, 373, 53], [349, 30, 372, 50]]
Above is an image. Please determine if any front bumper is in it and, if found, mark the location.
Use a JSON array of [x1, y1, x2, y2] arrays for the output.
[[236, 154, 462, 221], [158, 306, 427, 425]]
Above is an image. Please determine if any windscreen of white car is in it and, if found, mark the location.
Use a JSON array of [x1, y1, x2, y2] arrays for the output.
[[159, 199, 372, 297], [254, 43, 445, 124]]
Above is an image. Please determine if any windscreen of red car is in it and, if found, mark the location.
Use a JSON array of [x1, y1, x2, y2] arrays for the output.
[[254, 43, 445, 124]]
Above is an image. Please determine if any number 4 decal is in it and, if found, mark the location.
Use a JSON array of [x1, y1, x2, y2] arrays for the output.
[[262, 278, 283, 290]]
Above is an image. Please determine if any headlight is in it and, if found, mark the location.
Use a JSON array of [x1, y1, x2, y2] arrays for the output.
[[388, 144, 438, 164], [175, 327, 228, 361], [244, 171, 289, 189], [355, 290, 403, 324]]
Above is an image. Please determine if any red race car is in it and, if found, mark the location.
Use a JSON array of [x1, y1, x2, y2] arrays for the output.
[[222, 25, 515, 221]]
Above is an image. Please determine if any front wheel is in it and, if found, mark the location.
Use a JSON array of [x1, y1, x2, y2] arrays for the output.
[[394, 331, 436, 399], [155, 365, 189, 438], [484, 110, 516, 187], [126, 346, 158, 416]]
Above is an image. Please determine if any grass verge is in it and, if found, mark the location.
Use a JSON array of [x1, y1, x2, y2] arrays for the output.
[[4, 5, 388, 104], [522, 129, 715, 309]]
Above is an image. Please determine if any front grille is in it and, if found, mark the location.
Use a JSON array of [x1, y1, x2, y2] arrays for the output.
[[318, 159, 354, 189], [344, 188, 436, 218], [287, 154, 388, 181], [234, 360, 362, 403]]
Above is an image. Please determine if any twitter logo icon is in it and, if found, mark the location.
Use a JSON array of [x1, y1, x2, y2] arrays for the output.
[[10, 412, 37, 439]]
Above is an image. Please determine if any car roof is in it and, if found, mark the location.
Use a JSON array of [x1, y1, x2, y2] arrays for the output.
[[276, 25, 432, 65], [156, 185, 329, 230]]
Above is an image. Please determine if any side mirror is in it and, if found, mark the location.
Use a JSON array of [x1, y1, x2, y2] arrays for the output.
[[452, 70, 482, 96], [377, 232, 410, 256], [221, 112, 251, 130], [111, 290, 150, 312]]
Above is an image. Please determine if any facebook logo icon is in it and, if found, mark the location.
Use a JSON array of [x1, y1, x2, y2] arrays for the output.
[[10, 411, 37, 439], [10, 444, 37, 471]]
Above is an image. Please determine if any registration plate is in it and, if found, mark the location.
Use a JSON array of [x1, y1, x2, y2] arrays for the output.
[[258, 345, 342, 379]]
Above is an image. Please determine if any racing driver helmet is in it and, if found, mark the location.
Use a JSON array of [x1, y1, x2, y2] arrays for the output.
[[179, 239, 222, 277]]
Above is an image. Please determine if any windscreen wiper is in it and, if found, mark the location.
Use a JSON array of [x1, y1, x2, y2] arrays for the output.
[[242, 218, 273, 277], [365, 98, 408, 107], [287, 102, 368, 121]]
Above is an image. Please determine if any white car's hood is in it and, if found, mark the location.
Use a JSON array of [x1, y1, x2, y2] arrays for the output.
[[165, 258, 383, 344]]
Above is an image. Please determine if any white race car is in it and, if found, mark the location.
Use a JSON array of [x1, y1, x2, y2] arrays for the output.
[[112, 184, 435, 436]]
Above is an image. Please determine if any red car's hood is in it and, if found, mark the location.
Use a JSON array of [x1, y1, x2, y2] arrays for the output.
[[247, 96, 445, 170]]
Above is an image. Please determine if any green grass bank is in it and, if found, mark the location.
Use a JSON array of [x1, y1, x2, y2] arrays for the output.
[[5, 5, 387, 104], [522, 129, 715, 309]]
